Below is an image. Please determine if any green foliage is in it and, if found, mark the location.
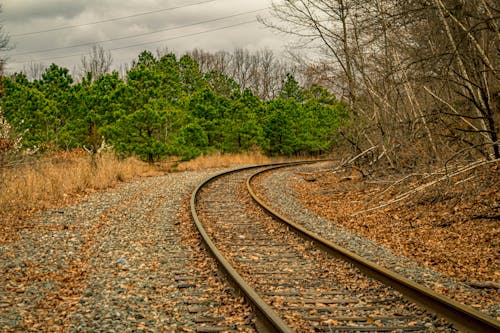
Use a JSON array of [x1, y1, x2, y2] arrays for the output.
[[1, 50, 349, 161], [279, 73, 304, 101], [222, 89, 265, 152], [179, 54, 206, 94], [2, 67, 80, 149], [170, 121, 208, 160], [104, 101, 169, 162], [264, 84, 347, 156], [205, 71, 239, 97], [75, 71, 125, 150]]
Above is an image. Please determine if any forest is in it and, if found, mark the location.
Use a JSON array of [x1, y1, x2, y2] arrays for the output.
[[1, 50, 347, 162], [263, 0, 498, 168], [1, 0, 498, 168]]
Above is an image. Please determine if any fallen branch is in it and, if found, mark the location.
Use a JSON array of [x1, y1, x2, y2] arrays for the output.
[[454, 175, 477, 186], [296, 151, 375, 180], [374, 172, 428, 199], [468, 281, 500, 290], [351, 158, 499, 216], [343, 146, 377, 166]]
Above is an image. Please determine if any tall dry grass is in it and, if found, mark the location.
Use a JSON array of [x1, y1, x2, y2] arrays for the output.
[[0, 150, 162, 216], [176, 151, 284, 171], [0, 149, 288, 219]]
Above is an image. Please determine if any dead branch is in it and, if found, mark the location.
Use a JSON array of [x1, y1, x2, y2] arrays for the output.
[[454, 175, 477, 186], [467, 281, 500, 290], [351, 158, 499, 216], [373, 172, 428, 200], [423, 86, 491, 142], [342, 146, 377, 166]]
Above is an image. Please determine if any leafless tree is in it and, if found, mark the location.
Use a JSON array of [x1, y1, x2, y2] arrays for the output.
[[155, 46, 172, 59], [0, 5, 9, 72], [22, 62, 46, 81], [391, 0, 499, 159], [230, 48, 254, 90], [188, 48, 294, 100], [263, 0, 360, 107], [80, 45, 113, 82], [212, 50, 232, 73], [189, 49, 233, 74], [246, 49, 292, 99], [264, 0, 499, 165]]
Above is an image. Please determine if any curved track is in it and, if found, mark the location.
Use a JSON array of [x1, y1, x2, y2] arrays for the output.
[[190, 162, 500, 332]]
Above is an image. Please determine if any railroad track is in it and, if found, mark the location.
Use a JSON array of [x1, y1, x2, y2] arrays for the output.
[[190, 162, 500, 333]]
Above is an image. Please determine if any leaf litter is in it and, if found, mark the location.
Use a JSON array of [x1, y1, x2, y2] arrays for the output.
[[287, 161, 499, 315]]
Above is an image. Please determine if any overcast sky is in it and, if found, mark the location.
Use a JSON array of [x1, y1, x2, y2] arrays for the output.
[[2, 0, 291, 74]]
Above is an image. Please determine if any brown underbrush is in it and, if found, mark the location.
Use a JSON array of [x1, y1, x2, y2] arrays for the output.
[[293, 159, 499, 285], [0, 150, 283, 225]]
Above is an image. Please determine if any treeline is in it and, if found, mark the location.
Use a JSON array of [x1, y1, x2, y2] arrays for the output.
[[187, 48, 295, 101], [1, 50, 347, 162]]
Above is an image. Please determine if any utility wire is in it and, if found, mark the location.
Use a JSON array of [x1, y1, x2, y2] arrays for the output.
[[10, 0, 216, 37], [12, 19, 259, 64], [10, 8, 267, 57], [111, 20, 257, 51]]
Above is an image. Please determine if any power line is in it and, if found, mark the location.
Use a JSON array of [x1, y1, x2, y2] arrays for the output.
[[10, 0, 217, 37], [10, 8, 267, 57], [112, 20, 257, 51], [11, 19, 259, 64]]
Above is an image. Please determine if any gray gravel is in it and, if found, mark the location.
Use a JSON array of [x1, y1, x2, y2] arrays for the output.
[[0, 170, 255, 332], [199, 168, 456, 332], [1, 162, 496, 331], [257, 163, 499, 319]]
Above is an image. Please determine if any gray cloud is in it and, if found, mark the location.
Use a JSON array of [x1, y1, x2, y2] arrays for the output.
[[4, 0, 88, 22], [2, 0, 290, 74]]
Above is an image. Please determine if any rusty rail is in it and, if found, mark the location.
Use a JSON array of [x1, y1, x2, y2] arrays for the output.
[[190, 163, 295, 333], [247, 164, 500, 333]]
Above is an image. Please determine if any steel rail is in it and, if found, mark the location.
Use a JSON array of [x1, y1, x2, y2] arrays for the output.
[[190, 162, 299, 333], [247, 164, 500, 333]]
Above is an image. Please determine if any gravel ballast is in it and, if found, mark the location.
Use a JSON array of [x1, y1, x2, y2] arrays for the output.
[[0, 170, 255, 332], [255, 162, 499, 320], [2, 162, 496, 331]]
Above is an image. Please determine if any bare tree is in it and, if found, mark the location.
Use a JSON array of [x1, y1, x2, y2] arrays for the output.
[[263, 0, 499, 166], [155, 46, 172, 59], [230, 48, 254, 90], [399, 0, 499, 159], [247, 49, 291, 99], [192, 49, 232, 75], [80, 45, 113, 82], [263, 0, 359, 107], [22, 62, 46, 81], [256, 49, 275, 98], [212, 50, 232, 73], [0, 5, 9, 72], [189, 48, 294, 100]]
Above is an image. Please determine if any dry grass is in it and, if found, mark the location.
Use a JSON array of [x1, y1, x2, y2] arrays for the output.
[[177, 151, 284, 171], [0, 150, 164, 217], [0, 149, 290, 223], [0, 150, 283, 219]]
